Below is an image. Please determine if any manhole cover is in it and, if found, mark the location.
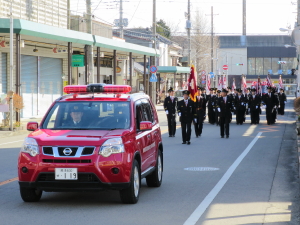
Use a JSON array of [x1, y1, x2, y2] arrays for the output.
[[184, 167, 220, 172]]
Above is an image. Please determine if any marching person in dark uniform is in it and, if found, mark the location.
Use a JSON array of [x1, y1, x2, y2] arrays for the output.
[[272, 87, 279, 122], [177, 90, 194, 145], [215, 89, 221, 126], [234, 88, 247, 125], [248, 88, 261, 125], [263, 86, 279, 125], [217, 89, 233, 138], [164, 87, 178, 137], [206, 88, 216, 124], [193, 86, 206, 138], [278, 88, 287, 115]]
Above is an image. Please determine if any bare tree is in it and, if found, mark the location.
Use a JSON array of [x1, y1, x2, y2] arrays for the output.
[[191, 10, 219, 86]]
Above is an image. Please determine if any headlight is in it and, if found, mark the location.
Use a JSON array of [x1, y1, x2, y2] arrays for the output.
[[99, 138, 124, 157], [20, 138, 39, 157]]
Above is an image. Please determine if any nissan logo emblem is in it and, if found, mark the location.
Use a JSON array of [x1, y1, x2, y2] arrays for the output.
[[63, 148, 72, 156]]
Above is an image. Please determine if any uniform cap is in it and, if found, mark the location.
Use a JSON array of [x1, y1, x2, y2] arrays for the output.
[[267, 86, 272, 89], [217, 90, 221, 93], [251, 88, 256, 92], [168, 87, 174, 92], [70, 104, 84, 112], [221, 88, 228, 93], [247, 87, 251, 90], [182, 90, 190, 95]]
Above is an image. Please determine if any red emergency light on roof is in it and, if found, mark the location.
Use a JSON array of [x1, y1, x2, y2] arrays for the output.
[[64, 84, 132, 94]]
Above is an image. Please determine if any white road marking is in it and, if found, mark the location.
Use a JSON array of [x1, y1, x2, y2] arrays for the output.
[[183, 132, 263, 225], [0, 140, 23, 147]]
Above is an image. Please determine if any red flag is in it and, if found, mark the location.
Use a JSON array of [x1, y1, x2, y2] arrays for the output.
[[242, 76, 247, 93], [279, 75, 283, 89], [206, 73, 211, 93], [218, 76, 222, 90], [188, 65, 197, 102], [266, 73, 272, 87], [257, 76, 261, 94], [232, 78, 236, 91], [222, 76, 226, 88]]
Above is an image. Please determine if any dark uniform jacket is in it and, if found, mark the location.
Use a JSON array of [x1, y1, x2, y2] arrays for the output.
[[164, 96, 178, 115], [278, 92, 287, 103], [263, 93, 279, 108], [177, 99, 194, 123], [248, 94, 261, 110], [217, 96, 233, 119], [194, 96, 206, 117], [234, 94, 247, 110]]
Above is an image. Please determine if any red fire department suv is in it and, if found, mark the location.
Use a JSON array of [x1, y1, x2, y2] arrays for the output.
[[18, 84, 163, 204]]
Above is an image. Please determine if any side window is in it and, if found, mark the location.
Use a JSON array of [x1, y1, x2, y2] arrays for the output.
[[141, 99, 154, 123], [135, 101, 143, 130]]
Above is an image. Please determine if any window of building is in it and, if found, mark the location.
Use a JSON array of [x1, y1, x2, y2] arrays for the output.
[[263, 58, 271, 75], [247, 58, 255, 75], [271, 58, 279, 75], [255, 58, 263, 75]]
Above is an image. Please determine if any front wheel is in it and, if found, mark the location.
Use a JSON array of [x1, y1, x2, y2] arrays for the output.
[[120, 160, 140, 204], [146, 150, 163, 187], [20, 187, 42, 202]]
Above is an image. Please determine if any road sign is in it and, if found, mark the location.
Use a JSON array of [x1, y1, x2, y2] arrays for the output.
[[201, 81, 206, 84], [150, 65, 158, 73], [209, 72, 214, 78], [223, 65, 228, 70], [201, 70, 206, 75], [150, 73, 157, 82]]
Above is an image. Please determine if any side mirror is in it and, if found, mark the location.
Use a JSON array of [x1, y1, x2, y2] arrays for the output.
[[139, 121, 152, 131], [27, 122, 38, 131]]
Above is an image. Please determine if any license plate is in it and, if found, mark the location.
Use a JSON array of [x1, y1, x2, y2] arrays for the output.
[[55, 168, 78, 180]]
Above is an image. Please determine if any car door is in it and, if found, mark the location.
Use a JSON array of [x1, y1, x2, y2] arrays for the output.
[[135, 101, 151, 172], [141, 99, 157, 167]]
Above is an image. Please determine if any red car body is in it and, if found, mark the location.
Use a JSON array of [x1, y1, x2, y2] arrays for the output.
[[18, 85, 163, 203]]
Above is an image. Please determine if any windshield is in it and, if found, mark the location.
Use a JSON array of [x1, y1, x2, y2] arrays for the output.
[[42, 101, 130, 130]]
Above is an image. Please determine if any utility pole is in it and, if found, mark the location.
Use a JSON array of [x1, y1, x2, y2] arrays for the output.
[[119, 0, 124, 38], [150, 0, 157, 101], [187, 0, 191, 66], [211, 6, 214, 76], [298, 0, 300, 26], [243, 0, 246, 35], [86, 0, 94, 84], [9, 1, 13, 131]]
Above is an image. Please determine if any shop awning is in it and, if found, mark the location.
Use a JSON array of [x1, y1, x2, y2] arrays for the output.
[[0, 19, 159, 56], [157, 66, 190, 73]]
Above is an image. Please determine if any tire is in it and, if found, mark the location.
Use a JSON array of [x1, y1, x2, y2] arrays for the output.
[[146, 150, 163, 187], [120, 160, 140, 204], [20, 187, 42, 202]]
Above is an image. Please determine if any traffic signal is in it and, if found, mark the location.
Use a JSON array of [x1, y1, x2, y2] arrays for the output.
[[236, 63, 244, 66]]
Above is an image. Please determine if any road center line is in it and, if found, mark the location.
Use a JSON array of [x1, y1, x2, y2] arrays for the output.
[[0, 177, 18, 186], [0, 140, 23, 146], [183, 132, 263, 225]]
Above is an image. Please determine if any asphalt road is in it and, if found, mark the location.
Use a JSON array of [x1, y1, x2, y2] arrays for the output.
[[0, 99, 299, 225]]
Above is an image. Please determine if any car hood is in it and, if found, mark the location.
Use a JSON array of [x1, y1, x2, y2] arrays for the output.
[[28, 129, 131, 146]]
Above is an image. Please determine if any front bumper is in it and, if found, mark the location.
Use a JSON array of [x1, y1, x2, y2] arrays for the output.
[[19, 172, 130, 192]]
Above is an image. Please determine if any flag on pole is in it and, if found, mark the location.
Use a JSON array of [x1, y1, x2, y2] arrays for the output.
[[188, 65, 197, 102], [257, 76, 261, 94], [242, 76, 247, 93], [206, 73, 211, 93], [232, 78, 236, 91], [279, 75, 283, 89], [266, 73, 272, 87], [222, 75, 226, 88], [218, 76, 222, 90]]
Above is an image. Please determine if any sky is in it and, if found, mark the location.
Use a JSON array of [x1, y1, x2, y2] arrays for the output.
[[71, 0, 297, 35]]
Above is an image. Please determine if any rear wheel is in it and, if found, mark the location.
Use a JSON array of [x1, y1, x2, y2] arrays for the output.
[[20, 187, 42, 202], [120, 160, 140, 204], [146, 150, 163, 187]]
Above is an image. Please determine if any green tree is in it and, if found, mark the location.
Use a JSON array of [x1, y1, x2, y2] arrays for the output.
[[156, 19, 171, 38]]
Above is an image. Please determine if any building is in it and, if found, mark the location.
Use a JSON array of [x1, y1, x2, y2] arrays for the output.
[[0, 1, 158, 121], [216, 35, 297, 95]]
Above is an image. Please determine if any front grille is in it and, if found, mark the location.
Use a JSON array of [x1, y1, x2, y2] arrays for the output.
[[58, 147, 78, 156], [82, 147, 95, 155], [42, 159, 91, 163], [37, 173, 99, 182], [43, 147, 53, 155]]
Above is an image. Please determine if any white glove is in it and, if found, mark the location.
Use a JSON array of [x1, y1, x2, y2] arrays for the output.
[[217, 108, 220, 112], [256, 106, 258, 109], [278, 105, 280, 108], [165, 110, 169, 115], [212, 102, 214, 106], [178, 112, 181, 116], [245, 104, 248, 107], [194, 118, 197, 123], [284, 101, 287, 104], [234, 107, 236, 110]]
